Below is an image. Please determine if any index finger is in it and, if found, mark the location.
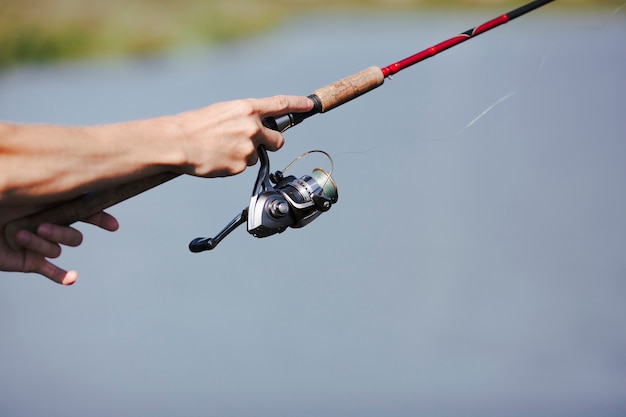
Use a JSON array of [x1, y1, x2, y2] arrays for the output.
[[253, 95, 314, 118]]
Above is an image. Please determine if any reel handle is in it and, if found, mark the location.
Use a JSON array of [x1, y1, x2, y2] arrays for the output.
[[189, 208, 248, 252], [4, 172, 179, 251]]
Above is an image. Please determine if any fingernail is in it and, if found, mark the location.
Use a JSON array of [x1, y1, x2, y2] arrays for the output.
[[37, 223, 53, 237], [15, 230, 32, 245], [62, 271, 79, 286]]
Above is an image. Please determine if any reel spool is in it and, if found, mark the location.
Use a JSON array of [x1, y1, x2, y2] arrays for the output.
[[189, 146, 338, 252]]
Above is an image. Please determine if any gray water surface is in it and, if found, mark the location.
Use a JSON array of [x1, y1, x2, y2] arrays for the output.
[[1, 11, 625, 417]]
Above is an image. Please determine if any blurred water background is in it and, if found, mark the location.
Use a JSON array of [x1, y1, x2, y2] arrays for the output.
[[1, 2, 626, 416]]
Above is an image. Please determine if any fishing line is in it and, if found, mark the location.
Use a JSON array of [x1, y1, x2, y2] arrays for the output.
[[465, 4, 625, 129], [413, 52, 550, 142], [462, 91, 518, 131], [460, 39, 557, 132], [334, 144, 383, 159], [411, 4, 626, 143], [582, 3, 626, 30]]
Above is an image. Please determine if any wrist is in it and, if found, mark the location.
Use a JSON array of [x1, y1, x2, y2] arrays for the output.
[[118, 115, 188, 175], [149, 115, 189, 172]]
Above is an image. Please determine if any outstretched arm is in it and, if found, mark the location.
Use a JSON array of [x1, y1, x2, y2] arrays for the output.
[[0, 95, 313, 205]]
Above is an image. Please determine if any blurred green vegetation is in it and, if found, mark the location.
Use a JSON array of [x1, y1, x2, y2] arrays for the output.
[[1, 0, 623, 68]]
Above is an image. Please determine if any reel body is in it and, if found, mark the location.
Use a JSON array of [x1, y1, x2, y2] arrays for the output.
[[189, 146, 338, 252]]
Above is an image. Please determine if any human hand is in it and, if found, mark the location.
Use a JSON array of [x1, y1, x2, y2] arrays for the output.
[[174, 95, 314, 177], [0, 206, 119, 285]]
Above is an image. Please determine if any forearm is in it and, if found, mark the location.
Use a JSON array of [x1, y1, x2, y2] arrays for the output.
[[0, 118, 183, 205]]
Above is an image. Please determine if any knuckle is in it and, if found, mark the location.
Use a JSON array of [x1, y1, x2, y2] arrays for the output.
[[237, 115, 262, 138], [250, 122, 264, 138], [273, 95, 289, 112], [68, 231, 83, 247], [266, 133, 284, 151], [46, 244, 62, 259], [238, 137, 257, 155], [228, 160, 248, 176], [240, 99, 257, 116]]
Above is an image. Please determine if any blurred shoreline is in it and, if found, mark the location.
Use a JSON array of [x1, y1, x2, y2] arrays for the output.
[[1, 0, 623, 69]]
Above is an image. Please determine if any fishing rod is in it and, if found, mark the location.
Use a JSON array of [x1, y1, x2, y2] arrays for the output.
[[263, 0, 555, 132], [4, 0, 555, 251]]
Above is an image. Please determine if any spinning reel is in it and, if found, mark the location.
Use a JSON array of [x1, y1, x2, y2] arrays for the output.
[[189, 146, 338, 252]]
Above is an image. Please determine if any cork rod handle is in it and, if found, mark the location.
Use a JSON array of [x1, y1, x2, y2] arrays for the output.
[[312, 66, 385, 112]]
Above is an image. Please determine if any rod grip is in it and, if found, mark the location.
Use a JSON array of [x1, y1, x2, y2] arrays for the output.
[[312, 66, 384, 112], [4, 172, 180, 251]]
